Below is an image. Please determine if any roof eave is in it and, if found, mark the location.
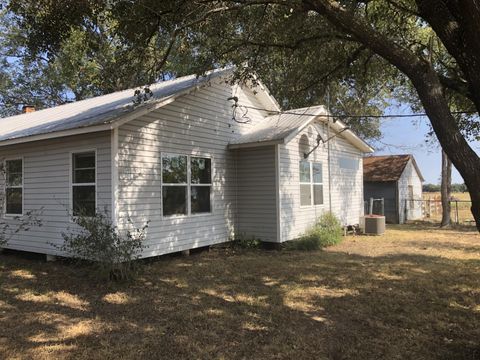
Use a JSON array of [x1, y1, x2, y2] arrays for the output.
[[329, 118, 375, 153], [249, 74, 282, 113], [0, 123, 114, 147]]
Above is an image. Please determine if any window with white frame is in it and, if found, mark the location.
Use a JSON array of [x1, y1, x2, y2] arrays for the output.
[[299, 160, 323, 206], [5, 159, 23, 215], [72, 151, 96, 217], [162, 153, 212, 216]]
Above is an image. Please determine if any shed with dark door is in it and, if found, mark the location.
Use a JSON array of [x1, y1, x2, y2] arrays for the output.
[[363, 155, 424, 224]]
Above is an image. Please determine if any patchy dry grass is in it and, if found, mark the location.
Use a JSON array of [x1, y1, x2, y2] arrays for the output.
[[1, 222, 479, 359]]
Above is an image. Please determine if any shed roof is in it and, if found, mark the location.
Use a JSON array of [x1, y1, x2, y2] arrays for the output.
[[363, 154, 425, 182], [229, 105, 374, 153]]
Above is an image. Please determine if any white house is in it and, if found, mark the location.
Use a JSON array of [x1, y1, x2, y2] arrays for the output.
[[363, 154, 424, 223], [0, 69, 373, 258]]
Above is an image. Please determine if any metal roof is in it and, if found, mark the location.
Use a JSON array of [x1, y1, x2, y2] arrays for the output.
[[229, 106, 326, 147], [229, 106, 374, 153], [0, 68, 231, 145]]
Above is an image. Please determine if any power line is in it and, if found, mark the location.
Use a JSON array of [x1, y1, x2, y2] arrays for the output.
[[229, 100, 477, 119]]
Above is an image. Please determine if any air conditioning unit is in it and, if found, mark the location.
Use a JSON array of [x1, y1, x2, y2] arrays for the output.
[[363, 215, 385, 235]]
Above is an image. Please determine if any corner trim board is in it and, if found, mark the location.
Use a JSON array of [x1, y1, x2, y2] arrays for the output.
[[275, 144, 282, 242], [111, 128, 119, 227]]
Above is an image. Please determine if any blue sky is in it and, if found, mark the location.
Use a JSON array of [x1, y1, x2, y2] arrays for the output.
[[372, 104, 480, 184]]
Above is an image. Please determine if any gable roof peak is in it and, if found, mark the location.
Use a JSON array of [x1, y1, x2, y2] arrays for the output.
[[363, 154, 424, 182]]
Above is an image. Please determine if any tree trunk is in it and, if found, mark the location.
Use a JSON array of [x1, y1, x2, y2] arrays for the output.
[[307, 0, 480, 232], [440, 150, 452, 227]]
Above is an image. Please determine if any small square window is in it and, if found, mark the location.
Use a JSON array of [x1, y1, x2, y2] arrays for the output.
[[72, 186, 96, 217], [313, 184, 323, 205], [299, 161, 311, 183], [300, 184, 311, 206], [191, 157, 211, 184], [6, 188, 22, 214], [191, 186, 211, 214], [312, 163, 323, 183], [162, 186, 187, 216], [162, 154, 187, 184]]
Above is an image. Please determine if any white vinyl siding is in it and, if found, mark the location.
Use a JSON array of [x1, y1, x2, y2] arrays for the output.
[[235, 146, 277, 242], [0, 131, 111, 255], [329, 135, 365, 227], [398, 159, 423, 223], [279, 122, 365, 242], [116, 80, 269, 257]]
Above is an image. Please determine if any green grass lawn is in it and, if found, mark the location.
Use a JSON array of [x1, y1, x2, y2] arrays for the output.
[[1, 222, 479, 359]]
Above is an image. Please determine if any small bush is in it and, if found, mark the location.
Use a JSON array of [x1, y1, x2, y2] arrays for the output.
[[287, 212, 343, 250], [230, 233, 262, 249], [54, 211, 148, 281]]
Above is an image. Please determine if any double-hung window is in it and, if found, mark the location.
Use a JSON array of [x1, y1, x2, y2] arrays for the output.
[[299, 160, 323, 206], [5, 159, 23, 215], [162, 153, 212, 216], [72, 151, 96, 217]]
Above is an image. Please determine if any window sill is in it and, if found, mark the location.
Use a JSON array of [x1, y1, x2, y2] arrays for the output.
[[299, 204, 325, 209], [4, 213, 23, 218], [162, 212, 213, 220]]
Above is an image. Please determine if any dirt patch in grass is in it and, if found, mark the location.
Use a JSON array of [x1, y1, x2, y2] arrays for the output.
[[1, 222, 479, 359]]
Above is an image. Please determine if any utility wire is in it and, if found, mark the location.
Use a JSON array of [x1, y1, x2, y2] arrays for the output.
[[230, 101, 478, 119]]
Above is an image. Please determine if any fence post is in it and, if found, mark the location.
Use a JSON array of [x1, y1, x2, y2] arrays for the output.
[[455, 201, 459, 224]]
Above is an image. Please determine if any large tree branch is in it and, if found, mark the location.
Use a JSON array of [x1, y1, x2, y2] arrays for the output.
[[224, 34, 354, 50]]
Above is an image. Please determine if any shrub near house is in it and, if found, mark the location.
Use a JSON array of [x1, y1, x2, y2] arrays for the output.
[[288, 212, 343, 251], [55, 211, 148, 281]]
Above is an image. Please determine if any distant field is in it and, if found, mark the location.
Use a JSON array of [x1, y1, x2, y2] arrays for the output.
[[422, 192, 473, 223], [423, 192, 471, 201]]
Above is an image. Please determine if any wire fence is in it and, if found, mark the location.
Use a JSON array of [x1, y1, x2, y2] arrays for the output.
[[364, 197, 475, 226]]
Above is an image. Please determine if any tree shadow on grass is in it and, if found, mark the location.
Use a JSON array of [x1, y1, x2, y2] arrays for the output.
[[0, 248, 479, 360], [389, 221, 478, 233]]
